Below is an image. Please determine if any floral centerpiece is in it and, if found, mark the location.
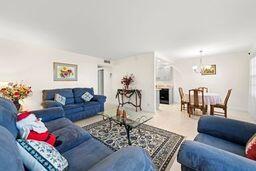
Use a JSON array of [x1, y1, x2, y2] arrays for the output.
[[121, 74, 134, 90], [0, 82, 32, 111]]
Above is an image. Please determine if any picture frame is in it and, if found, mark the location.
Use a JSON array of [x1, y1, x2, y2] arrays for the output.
[[201, 65, 216, 75], [53, 62, 78, 81]]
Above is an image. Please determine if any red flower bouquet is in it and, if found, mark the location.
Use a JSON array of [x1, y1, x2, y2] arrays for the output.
[[121, 74, 134, 90]]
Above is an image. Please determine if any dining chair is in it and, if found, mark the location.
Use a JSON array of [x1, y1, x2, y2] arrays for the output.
[[188, 89, 207, 117], [178, 87, 189, 111], [198, 87, 208, 93], [210, 89, 232, 118]]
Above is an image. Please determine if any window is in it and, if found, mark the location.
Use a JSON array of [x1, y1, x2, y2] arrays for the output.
[[249, 56, 256, 115], [250, 57, 256, 98]]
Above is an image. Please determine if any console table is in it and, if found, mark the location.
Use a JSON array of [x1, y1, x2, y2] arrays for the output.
[[116, 89, 142, 111]]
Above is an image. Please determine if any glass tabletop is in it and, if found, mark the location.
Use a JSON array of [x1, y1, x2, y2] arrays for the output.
[[100, 107, 153, 128]]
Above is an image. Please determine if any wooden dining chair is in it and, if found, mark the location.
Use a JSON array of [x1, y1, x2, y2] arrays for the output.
[[188, 89, 207, 117], [210, 89, 232, 118], [198, 87, 208, 93], [178, 87, 189, 111]]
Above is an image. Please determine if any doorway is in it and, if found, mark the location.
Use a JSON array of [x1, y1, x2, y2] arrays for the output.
[[98, 68, 104, 95]]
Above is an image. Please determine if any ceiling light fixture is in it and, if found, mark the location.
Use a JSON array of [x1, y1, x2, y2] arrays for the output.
[[192, 50, 204, 74]]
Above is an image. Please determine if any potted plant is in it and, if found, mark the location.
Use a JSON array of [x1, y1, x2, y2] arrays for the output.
[[121, 74, 134, 90], [0, 82, 32, 111]]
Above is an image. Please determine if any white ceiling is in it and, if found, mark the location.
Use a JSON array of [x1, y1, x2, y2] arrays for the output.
[[0, 0, 255, 59]]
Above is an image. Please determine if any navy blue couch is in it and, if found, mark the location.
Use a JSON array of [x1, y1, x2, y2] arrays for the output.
[[0, 97, 155, 171], [177, 116, 256, 171], [42, 88, 106, 121]]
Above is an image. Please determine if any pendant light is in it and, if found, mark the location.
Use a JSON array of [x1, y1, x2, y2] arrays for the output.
[[192, 50, 203, 74]]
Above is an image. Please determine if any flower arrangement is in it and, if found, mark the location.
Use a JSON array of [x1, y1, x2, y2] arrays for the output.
[[60, 66, 74, 78], [121, 74, 134, 90], [0, 83, 32, 110]]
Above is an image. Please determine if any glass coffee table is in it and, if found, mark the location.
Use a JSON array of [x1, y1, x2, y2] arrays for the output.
[[100, 107, 153, 145]]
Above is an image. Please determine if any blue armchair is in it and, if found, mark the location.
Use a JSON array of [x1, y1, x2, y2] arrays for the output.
[[177, 116, 256, 171]]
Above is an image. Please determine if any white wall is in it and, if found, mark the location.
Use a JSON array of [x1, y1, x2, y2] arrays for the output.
[[0, 39, 109, 110], [173, 52, 250, 111], [111, 53, 156, 112]]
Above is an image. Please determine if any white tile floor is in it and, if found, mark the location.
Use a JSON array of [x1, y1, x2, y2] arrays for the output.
[[75, 104, 256, 171]]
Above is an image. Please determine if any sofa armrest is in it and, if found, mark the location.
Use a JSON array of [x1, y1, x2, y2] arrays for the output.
[[177, 140, 256, 171], [88, 146, 156, 171], [41, 100, 62, 108], [198, 116, 256, 145], [32, 107, 65, 122], [92, 95, 106, 103]]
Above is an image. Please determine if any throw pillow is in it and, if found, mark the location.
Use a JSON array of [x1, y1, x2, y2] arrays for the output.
[[17, 139, 68, 171], [54, 94, 66, 105], [81, 92, 93, 102], [246, 133, 256, 160]]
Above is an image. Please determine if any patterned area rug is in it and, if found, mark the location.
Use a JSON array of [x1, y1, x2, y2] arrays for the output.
[[83, 119, 184, 171]]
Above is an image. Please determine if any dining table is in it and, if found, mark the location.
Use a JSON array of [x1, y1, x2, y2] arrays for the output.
[[185, 92, 222, 115], [185, 92, 222, 105]]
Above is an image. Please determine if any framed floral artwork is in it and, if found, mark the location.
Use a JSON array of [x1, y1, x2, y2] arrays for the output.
[[53, 62, 78, 81]]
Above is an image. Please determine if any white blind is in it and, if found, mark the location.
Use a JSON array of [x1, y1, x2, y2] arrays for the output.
[[251, 57, 256, 97], [249, 57, 256, 116]]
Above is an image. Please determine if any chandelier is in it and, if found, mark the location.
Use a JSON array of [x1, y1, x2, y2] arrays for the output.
[[192, 50, 211, 74]]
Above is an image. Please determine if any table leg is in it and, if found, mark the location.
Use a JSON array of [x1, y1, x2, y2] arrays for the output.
[[138, 127, 142, 136], [121, 94, 124, 107], [124, 125, 132, 145], [109, 118, 112, 130], [135, 93, 138, 112], [104, 118, 112, 132]]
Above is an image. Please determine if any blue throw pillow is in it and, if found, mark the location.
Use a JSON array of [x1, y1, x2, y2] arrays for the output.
[[81, 92, 93, 102], [54, 94, 66, 105]]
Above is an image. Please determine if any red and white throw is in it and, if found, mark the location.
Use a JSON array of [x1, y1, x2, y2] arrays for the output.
[[16, 111, 57, 146]]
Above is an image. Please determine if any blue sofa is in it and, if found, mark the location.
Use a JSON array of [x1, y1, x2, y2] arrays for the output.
[[0, 97, 155, 171], [177, 116, 256, 171], [42, 88, 106, 121]]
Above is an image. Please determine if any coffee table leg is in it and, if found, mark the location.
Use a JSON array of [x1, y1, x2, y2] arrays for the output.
[[124, 125, 132, 145], [109, 118, 112, 131], [138, 128, 142, 135]]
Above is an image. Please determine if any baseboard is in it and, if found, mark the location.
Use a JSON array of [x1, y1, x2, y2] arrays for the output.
[[229, 107, 248, 113]]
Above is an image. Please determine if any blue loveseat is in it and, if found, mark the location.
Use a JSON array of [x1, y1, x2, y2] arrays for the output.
[[177, 116, 256, 171], [42, 88, 106, 121], [0, 97, 155, 171]]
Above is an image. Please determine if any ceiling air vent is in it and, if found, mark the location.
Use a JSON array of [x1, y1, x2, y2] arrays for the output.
[[104, 60, 111, 64]]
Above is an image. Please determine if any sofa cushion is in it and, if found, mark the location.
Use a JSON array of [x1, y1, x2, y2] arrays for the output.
[[65, 111, 91, 121], [195, 133, 245, 156], [89, 146, 155, 171], [0, 106, 18, 138], [63, 138, 113, 171], [53, 124, 92, 153], [45, 118, 73, 132], [83, 101, 101, 107], [73, 88, 94, 103], [42, 89, 74, 105], [63, 104, 84, 115], [0, 126, 24, 171], [83, 105, 101, 115]]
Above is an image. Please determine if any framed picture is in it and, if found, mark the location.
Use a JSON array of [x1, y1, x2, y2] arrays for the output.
[[201, 65, 216, 75], [53, 62, 78, 81]]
